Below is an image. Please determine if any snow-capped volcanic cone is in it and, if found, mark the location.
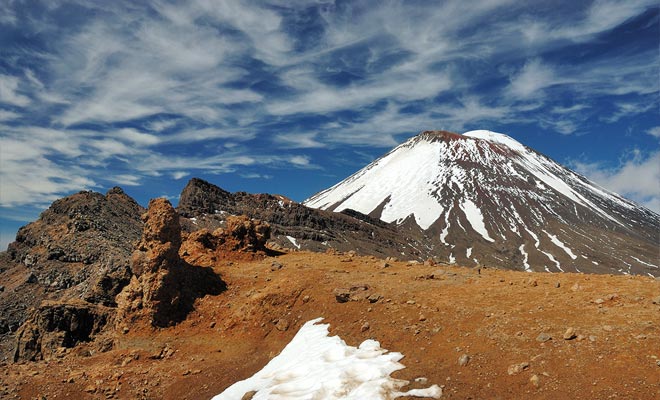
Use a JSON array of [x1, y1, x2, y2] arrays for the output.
[[305, 130, 659, 276]]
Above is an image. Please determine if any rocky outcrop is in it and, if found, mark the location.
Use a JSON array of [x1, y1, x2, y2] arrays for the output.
[[1, 187, 143, 360], [177, 178, 429, 259], [5, 187, 143, 306], [116, 199, 225, 328], [178, 177, 234, 216], [180, 215, 271, 265], [130, 197, 182, 277], [13, 301, 111, 362]]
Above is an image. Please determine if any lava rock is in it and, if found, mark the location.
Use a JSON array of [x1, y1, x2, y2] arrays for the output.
[[536, 333, 552, 343]]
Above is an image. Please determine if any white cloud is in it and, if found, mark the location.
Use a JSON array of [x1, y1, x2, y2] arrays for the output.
[[115, 128, 161, 146], [647, 126, 660, 139], [171, 171, 189, 180], [0, 74, 30, 107], [289, 155, 311, 166], [507, 59, 559, 99], [274, 132, 326, 149], [240, 173, 273, 179], [0, 109, 19, 121], [146, 118, 180, 132], [268, 68, 452, 116], [0, 2, 17, 26], [162, 127, 257, 144], [602, 101, 657, 123], [551, 104, 589, 114], [0, 152, 95, 207], [112, 174, 142, 186], [572, 150, 660, 212], [522, 0, 657, 45]]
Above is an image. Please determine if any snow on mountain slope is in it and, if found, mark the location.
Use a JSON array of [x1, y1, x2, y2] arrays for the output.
[[305, 130, 659, 276], [213, 318, 442, 400]]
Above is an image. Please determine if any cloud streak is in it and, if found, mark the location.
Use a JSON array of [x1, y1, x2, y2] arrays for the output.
[[0, 0, 657, 217], [572, 150, 660, 212]]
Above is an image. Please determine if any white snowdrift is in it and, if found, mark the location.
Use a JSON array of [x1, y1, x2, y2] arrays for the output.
[[212, 318, 442, 400]]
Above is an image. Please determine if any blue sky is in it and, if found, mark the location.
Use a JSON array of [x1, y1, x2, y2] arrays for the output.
[[0, 0, 659, 249]]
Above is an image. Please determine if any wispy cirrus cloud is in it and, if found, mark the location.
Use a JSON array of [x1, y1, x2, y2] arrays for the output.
[[506, 59, 560, 99], [0, 0, 657, 218], [0, 74, 31, 107], [647, 127, 660, 139], [572, 150, 660, 212]]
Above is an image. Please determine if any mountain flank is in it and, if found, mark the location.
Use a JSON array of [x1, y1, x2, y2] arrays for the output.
[[305, 130, 659, 276]]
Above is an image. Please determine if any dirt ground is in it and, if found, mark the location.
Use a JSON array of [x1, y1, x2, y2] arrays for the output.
[[3, 250, 660, 399]]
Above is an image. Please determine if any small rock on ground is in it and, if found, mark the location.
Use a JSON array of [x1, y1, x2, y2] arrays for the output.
[[530, 374, 540, 387], [563, 327, 577, 340], [242, 391, 257, 400], [275, 319, 289, 331], [458, 354, 470, 366], [536, 333, 552, 342], [361, 322, 370, 332], [508, 362, 530, 375]]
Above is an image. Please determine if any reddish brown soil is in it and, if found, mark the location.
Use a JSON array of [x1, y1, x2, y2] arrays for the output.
[[4, 251, 660, 399]]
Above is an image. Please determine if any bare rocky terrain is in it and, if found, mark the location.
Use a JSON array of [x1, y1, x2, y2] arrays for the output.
[[2, 250, 659, 399], [177, 177, 431, 260], [0, 182, 658, 399]]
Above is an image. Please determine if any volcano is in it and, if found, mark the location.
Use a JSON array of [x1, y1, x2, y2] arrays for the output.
[[305, 130, 659, 276]]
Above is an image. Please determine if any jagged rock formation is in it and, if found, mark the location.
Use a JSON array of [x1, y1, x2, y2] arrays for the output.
[[177, 178, 430, 259], [116, 198, 225, 328], [6, 194, 228, 361], [13, 301, 112, 362], [305, 130, 660, 276], [1, 188, 143, 360], [5, 187, 142, 306], [180, 215, 271, 266]]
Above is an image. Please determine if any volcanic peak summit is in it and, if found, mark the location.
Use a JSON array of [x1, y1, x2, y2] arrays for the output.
[[416, 130, 464, 142], [305, 129, 659, 275]]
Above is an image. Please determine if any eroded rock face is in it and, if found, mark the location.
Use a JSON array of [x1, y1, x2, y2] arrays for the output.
[[177, 178, 422, 259], [116, 199, 225, 328], [4, 188, 142, 307], [180, 215, 271, 265], [131, 198, 182, 277], [1, 188, 143, 360], [13, 301, 111, 362]]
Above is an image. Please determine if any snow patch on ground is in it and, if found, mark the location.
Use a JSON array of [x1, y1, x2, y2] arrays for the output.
[[519, 244, 531, 272], [213, 318, 442, 400], [543, 231, 577, 260], [542, 251, 563, 272], [466, 247, 472, 258], [523, 226, 539, 248], [460, 199, 494, 242], [631, 256, 658, 269], [440, 208, 451, 246], [286, 236, 301, 249]]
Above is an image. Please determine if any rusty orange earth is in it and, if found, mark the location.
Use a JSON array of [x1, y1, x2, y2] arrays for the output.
[[5, 251, 660, 399]]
